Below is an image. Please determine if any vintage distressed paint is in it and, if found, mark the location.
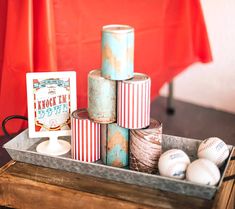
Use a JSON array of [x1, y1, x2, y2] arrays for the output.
[[117, 73, 151, 129], [130, 118, 162, 173], [101, 123, 129, 167], [71, 109, 100, 162], [101, 24, 134, 80], [88, 70, 116, 123]]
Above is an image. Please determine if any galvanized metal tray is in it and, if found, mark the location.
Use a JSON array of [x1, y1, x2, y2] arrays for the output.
[[3, 129, 234, 200]]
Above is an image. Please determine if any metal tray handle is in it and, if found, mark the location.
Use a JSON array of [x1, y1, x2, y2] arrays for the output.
[[1, 115, 28, 138]]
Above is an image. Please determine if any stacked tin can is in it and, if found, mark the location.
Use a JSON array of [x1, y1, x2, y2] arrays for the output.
[[130, 119, 162, 173], [102, 25, 134, 80], [99, 25, 134, 167], [71, 109, 100, 162], [71, 24, 163, 172]]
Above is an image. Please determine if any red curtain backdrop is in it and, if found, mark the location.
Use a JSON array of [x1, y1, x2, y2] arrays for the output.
[[0, 0, 212, 135]]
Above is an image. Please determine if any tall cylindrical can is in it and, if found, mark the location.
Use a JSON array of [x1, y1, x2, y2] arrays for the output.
[[117, 73, 151, 129], [88, 70, 116, 124], [71, 109, 100, 162], [101, 24, 134, 80], [130, 118, 162, 174], [101, 123, 129, 167]]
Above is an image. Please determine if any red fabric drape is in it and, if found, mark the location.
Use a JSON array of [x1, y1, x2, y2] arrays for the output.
[[0, 0, 212, 135]]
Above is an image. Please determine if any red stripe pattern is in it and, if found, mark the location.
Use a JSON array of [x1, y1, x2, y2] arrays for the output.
[[117, 74, 151, 129], [71, 111, 100, 162]]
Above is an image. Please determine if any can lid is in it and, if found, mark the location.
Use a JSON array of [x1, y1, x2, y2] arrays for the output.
[[72, 109, 89, 120], [88, 70, 116, 82], [148, 118, 162, 130], [102, 24, 134, 33], [122, 73, 150, 83], [130, 118, 162, 144], [88, 70, 102, 78]]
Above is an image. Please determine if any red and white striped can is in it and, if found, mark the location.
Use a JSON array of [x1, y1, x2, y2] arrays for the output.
[[71, 109, 100, 162], [117, 73, 151, 129]]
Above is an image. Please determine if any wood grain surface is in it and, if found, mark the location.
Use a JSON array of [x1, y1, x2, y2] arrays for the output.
[[0, 150, 234, 209], [212, 150, 235, 209]]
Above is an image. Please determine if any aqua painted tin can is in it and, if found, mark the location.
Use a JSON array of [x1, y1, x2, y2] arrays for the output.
[[101, 24, 134, 80], [101, 123, 129, 167], [88, 70, 116, 123]]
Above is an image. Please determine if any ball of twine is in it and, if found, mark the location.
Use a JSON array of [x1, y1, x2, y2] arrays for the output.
[[130, 118, 162, 174]]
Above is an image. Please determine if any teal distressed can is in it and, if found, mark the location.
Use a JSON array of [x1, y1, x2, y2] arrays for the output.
[[88, 70, 116, 123], [101, 25, 134, 80], [101, 123, 129, 167]]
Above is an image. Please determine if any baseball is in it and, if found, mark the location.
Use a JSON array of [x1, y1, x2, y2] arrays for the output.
[[197, 137, 229, 167], [186, 159, 221, 186], [158, 149, 190, 179]]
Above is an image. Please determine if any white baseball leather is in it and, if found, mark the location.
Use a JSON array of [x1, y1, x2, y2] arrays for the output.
[[197, 137, 229, 167], [186, 158, 221, 186], [158, 149, 190, 179]]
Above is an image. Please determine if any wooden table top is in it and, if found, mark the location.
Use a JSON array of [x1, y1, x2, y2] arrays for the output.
[[0, 151, 234, 209]]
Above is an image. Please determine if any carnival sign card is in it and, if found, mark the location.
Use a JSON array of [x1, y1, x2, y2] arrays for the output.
[[26, 71, 77, 139]]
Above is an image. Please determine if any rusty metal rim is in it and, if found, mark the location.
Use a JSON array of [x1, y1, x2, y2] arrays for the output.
[[91, 118, 116, 124], [144, 118, 162, 131], [121, 72, 150, 84], [102, 75, 134, 81], [72, 109, 90, 120], [88, 69, 106, 80]]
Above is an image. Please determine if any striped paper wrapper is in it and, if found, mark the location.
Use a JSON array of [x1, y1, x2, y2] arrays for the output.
[[101, 123, 129, 167], [130, 118, 162, 174], [101, 24, 134, 80], [117, 73, 151, 129], [88, 70, 116, 124], [71, 109, 100, 162]]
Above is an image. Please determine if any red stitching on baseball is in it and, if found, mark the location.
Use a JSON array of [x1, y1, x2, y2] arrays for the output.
[[200, 160, 219, 185], [215, 148, 229, 166], [198, 139, 218, 154], [166, 162, 187, 178]]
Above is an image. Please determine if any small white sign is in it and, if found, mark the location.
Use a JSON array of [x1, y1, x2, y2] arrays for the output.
[[26, 71, 77, 155]]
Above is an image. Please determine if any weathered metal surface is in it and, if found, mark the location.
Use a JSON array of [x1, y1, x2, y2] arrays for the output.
[[117, 73, 151, 129], [88, 70, 116, 124], [71, 109, 100, 162], [101, 123, 129, 167], [3, 129, 234, 200], [101, 25, 134, 80], [130, 119, 162, 173]]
